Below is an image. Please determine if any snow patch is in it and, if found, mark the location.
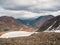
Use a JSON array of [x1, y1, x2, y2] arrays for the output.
[[0, 31, 36, 38], [54, 30, 60, 32], [56, 25, 60, 30], [46, 21, 57, 30], [44, 30, 60, 33]]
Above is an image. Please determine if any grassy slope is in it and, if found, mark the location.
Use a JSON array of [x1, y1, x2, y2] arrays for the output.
[[0, 32, 60, 45]]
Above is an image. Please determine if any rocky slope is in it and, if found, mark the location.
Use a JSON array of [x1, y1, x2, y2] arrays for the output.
[[38, 15, 60, 31], [31, 15, 54, 28], [0, 16, 35, 32]]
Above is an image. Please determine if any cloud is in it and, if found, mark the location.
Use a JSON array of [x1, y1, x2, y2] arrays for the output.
[[0, 0, 60, 19], [0, 0, 60, 13], [0, 7, 42, 19]]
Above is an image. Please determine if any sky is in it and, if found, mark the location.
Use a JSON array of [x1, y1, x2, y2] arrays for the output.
[[0, 0, 60, 19]]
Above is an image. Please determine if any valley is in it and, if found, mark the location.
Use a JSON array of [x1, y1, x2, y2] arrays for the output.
[[0, 15, 60, 45]]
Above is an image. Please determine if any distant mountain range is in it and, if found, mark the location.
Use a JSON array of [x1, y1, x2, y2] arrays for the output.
[[17, 18, 36, 25], [17, 15, 54, 28], [0, 15, 60, 33]]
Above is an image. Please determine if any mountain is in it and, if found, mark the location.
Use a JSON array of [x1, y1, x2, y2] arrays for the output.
[[31, 15, 54, 28], [17, 15, 54, 28], [17, 18, 35, 25], [38, 15, 60, 32], [0, 16, 35, 32]]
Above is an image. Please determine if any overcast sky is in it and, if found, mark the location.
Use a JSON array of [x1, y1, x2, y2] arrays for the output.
[[0, 0, 60, 19]]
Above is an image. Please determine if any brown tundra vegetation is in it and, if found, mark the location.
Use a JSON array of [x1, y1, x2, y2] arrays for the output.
[[0, 32, 60, 45]]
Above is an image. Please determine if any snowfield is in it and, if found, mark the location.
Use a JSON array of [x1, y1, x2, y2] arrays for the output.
[[44, 30, 60, 33], [0, 31, 37, 38], [0, 30, 60, 38], [54, 30, 60, 32]]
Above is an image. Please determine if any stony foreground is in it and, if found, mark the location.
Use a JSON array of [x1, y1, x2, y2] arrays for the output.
[[0, 32, 60, 45]]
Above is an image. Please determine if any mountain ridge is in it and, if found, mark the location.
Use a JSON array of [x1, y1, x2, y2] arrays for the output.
[[31, 15, 54, 28], [0, 16, 35, 32], [38, 15, 60, 31]]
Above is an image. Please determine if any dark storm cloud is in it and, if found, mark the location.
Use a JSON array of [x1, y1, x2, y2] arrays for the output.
[[3, 6, 31, 11]]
